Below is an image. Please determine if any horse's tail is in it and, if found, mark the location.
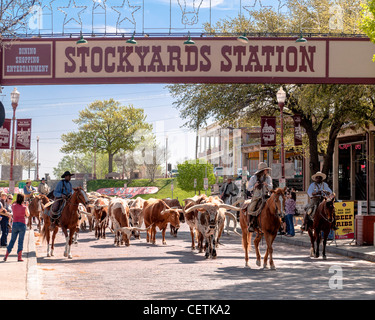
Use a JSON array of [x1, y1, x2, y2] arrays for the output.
[[40, 223, 48, 243], [242, 230, 252, 252]]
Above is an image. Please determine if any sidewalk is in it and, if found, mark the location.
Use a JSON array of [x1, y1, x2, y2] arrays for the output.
[[0, 229, 41, 300], [275, 228, 375, 263]]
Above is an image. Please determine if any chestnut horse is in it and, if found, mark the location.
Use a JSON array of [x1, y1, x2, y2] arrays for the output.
[[240, 187, 286, 269], [27, 194, 51, 232], [41, 187, 89, 259], [308, 195, 335, 260]]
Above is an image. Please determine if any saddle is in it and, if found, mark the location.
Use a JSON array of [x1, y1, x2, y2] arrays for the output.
[[241, 198, 265, 217], [46, 199, 67, 228]]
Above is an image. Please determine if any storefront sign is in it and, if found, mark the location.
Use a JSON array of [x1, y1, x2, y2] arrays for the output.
[[16, 119, 32, 150], [2, 38, 375, 85], [334, 201, 354, 239], [261, 116, 276, 147]]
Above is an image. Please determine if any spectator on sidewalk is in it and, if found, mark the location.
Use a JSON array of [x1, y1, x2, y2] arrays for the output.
[[285, 191, 296, 237], [3, 193, 29, 262], [0, 194, 13, 247]]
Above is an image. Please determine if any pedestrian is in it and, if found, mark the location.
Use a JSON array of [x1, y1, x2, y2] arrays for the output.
[[0, 194, 13, 247], [285, 191, 296, 237], [37, 177, 50, 195], [3, 193, 29, 262]]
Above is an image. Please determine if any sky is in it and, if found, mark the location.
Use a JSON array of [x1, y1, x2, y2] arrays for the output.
[[3, 0, 272, 180]]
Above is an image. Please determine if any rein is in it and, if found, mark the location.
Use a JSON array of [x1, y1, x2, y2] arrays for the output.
[[318, 201, 334, 224], [265, 194, 284, 218]]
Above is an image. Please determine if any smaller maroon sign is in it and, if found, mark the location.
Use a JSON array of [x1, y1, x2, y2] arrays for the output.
[[0, 119, 11, 149], [293, 115, 303, 146], [16, 119, 32, 150], [261, 116, 276, 147], [3, 43, 52, 77]]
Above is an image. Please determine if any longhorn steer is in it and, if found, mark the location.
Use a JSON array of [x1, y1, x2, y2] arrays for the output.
[[108, 198, 131, 246], [91, 197, 109, 239], [162, 198, 185, 237], [129, 197, 146, 239], [143, 199, 182, 245], [185, 199, 240, 259]]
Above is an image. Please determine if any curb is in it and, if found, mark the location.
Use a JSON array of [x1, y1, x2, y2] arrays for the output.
[[26, 230, 41, 300], [276, 235, 375, 263]]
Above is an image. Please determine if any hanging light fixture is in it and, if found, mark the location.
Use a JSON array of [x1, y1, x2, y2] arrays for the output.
[[295, 31, 307, 43], [184, 32, 195, 45], [76, 32, 88, 45], [126, 31, 137, 44], [237, 32, 248, 43]]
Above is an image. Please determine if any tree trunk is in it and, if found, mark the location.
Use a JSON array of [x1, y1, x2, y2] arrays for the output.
[[304, 127, 320, 176], [108, 153, 114, 173], [322, 121, 343, 180]]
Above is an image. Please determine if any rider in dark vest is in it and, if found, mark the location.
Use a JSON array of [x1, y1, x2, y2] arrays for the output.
[[51, 171, 74, 213]]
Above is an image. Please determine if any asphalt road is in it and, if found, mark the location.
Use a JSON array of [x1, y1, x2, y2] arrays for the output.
[[35, 223, 375, 301]]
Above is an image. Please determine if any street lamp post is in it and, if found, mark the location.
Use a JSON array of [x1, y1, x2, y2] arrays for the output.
[[36, 136, 40, 180], [9, 88, 20, 193], [276, 87, 286, 180]]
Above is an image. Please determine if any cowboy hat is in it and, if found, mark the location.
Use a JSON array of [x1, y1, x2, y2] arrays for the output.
[[311, 171, 326, 181], [255, 162, 272, 174], [26, 179, 32, 183], [61, 171, 74, 178]]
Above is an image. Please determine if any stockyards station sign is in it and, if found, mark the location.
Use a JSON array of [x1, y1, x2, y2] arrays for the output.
[[2, 37, 375, 85]]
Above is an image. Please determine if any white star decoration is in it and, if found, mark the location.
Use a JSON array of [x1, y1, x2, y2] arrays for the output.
[[58, 0, 87, 26], [111, 0, 141, 29]]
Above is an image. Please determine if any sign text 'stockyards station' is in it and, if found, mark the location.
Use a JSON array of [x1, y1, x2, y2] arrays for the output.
[[1, 37, 375, 85]]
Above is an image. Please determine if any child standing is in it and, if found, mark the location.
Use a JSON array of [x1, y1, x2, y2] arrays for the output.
[[285, 191, 296, 237]]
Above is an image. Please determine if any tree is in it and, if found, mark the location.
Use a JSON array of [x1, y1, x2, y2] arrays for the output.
[[60, 99, 152, 174], [360, 0, 375, 61], [168, 0, 368, 178], [177, 160, 215, 193], [0, 0, 41, 42]]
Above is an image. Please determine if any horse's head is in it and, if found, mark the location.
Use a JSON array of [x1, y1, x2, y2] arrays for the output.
[[269, 187, 287, 216], [73, 187, 90, 206], [323, 196, 335, 221]]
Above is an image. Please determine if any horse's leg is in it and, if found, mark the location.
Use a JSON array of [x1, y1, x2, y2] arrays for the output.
[[44, 223, 51, 257], [66, 228, 75, 259], [263, 232, 270, 269], [242, 229, 250, 267], [268, 233, 277, 270], [308, 228, 315, 257], [253, 231, 262, 267], [322, 230, 328, 260], [50, 227, 58, 257], [315, 229, 321, 258]]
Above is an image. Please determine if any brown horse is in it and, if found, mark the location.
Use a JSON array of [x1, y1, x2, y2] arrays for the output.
[[240, 187, 286, 269], [41, 187, 89, 259], [27, 194, 50, 232], [308, 195, 335, 260]]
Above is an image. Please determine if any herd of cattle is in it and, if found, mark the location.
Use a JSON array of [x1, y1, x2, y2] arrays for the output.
[[74, 192, 241, 259]]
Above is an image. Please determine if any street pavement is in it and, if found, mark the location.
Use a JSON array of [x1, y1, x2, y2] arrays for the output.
[[1, 220, 375, 300]]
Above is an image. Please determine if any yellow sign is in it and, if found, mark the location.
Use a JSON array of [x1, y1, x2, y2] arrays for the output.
[[334, 202, 354, 239]]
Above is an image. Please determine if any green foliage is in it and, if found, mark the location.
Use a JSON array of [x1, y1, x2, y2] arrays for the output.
[[176, 160, 215, 192], [60, 99, 152, 173], [360, 0, 375, 61]]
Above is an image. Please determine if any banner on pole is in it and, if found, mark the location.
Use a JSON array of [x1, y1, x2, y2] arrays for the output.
[[293, 115, 303, 146], [261, 116, 276, 147], [16, 119, 32, 150], [0, 119, 11, 149]]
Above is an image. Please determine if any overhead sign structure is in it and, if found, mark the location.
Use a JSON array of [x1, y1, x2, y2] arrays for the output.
[[2, 37, 375, 86]]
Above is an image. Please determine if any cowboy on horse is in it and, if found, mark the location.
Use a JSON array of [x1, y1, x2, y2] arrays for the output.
[[301, 171, 338, 232], [47, 171, 74, 227], [23, 179, 36, 203], [246, 162, 273, 232]]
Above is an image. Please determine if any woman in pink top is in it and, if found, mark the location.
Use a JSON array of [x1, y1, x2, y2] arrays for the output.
[[3, 193, 29, 262]]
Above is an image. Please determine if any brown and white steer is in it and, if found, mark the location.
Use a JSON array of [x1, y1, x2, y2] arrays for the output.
[[108, 198, 131, 246], [184, 197, 240, 259], [162, 198, 185, 237], [143, 199, 183, 245], [129, 197, 146, 239], [92, 197, 110, 239]]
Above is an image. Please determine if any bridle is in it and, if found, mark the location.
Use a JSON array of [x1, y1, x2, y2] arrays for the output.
[[318, 199, 335, 224], [266, 192, 285, 218]]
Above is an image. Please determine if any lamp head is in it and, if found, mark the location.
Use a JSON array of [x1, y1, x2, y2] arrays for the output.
[[10, 87, 20, 104], [276, 87, 286, 104]]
